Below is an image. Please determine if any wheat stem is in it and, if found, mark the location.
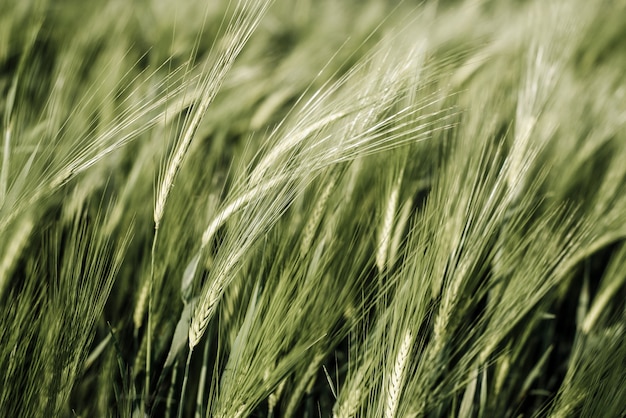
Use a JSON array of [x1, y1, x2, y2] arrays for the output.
[[165, 358, 179, 418], [146, 228, 158, 404], [177, 350, 193, 418], [195, 335, 211, 418]]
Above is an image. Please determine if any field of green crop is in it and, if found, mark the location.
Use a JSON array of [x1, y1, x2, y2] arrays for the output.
[[1, 0, 625, 416]]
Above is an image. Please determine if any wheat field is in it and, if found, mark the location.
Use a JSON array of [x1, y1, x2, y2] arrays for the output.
[[1, 0, 625, 416]]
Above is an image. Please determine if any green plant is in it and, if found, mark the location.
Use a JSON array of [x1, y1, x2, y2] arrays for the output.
[[1, 0, 625, 417]]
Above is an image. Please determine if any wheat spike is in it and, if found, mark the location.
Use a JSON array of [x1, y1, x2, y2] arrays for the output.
[[201, 176, 283, 247], [133, 278, 150, 331], [300, 173, 338, 257], [334, 386, 362, 418], [388, 197, 413, 271], [154, 0, 272, 228], [377, 171, 403, 273], [188, 283, 221, 349], [268, 378, 287, 415], [334, 356, 370, 418], [384, 329, 412, 418]]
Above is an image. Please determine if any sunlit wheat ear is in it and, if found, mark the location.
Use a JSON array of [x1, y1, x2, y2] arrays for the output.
[[384, 329, 412, 418], [133, 278, 150, 331], [251, 111, 350, 184], [268, 378, 286, 415], [154, 0, 272, 228], [377, 170, 403, 274], [388, 197, 413, 269], [201, 176, 283, 248], [190, 180, 281, 349], [334, 388, 362, 418], [188, 277, 223, 349], [188, 294, 214, 350], [334, 361, 368, 418], [507, 44, 559, 204]]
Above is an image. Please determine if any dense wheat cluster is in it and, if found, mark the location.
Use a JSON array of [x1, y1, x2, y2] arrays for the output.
[[1, 0, 625, 416]]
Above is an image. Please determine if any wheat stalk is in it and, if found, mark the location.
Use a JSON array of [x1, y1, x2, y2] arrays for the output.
[[150, 0, 272, 401]]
